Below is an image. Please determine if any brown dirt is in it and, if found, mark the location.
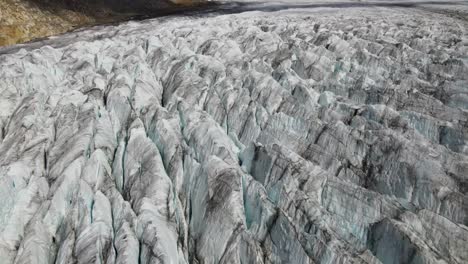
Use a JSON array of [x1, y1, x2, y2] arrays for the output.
[[0, 0, 97, 46], [0, 0, 202, 47]]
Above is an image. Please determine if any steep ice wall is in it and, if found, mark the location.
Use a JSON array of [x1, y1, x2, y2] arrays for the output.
[[0, 4, 467, 264]]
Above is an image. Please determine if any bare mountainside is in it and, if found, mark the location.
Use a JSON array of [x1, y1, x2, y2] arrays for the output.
[[0, 0, 203, 46], [0, 0, 94, 46], [0, 1, 468, 263]]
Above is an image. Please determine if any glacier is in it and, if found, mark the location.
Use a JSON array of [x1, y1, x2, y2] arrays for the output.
[[0, 1, 467, 263]]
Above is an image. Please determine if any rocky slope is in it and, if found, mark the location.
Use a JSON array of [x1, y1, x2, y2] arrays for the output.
[[0, 0, 203, 46], [0, 1, 468, 263], [0, 0, 94, 46]]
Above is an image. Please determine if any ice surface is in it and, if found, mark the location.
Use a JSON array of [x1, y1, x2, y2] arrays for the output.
[[0, 2, 467, 263]]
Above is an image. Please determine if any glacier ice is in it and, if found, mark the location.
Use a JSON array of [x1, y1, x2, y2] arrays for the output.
[[0, 2, 468, 264]]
